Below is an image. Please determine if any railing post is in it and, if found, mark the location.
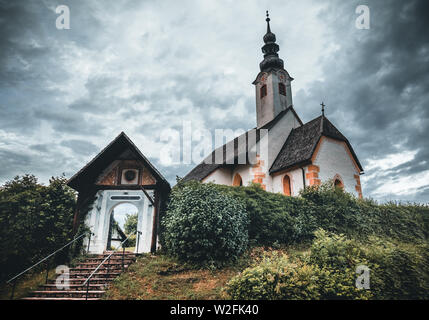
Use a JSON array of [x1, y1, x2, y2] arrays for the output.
[[10, 280, 16, 300], [136, 231, 141, 254], [122, 247, 125, 272], [87, 232, 92, 253], [86, 279, 90, 300], [45, 260, 50, 284]]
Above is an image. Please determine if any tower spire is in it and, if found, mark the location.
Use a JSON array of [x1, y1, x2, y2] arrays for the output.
[[259, 11, 284, 72], [266, 10, 271, 33], [253, 11, 293, 128]]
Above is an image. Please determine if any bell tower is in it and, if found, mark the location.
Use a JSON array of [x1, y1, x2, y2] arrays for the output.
[[253, 11, 293, 128]]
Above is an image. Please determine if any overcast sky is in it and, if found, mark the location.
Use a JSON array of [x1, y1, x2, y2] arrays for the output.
[[1, 0, 428, 203]]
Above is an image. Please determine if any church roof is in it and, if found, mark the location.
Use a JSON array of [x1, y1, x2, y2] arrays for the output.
[[270, 115, 364, 174], [182, 106, 302, 182], [67, 132, 170, 192]]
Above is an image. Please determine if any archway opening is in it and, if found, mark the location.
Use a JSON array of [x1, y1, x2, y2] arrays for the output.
[[334, 178, 344, 190], [283, 175, 291, 196], [233, 173, 243, 186], [107, 203, 138, 252]]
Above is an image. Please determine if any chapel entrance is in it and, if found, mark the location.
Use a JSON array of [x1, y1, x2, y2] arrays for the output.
[[107, 203, 138, 252]]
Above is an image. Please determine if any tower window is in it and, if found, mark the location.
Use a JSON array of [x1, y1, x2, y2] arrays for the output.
[[260, 85, 267, 98], [279, 83, 286, 96]]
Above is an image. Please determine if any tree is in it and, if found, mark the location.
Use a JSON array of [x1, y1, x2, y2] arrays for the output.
[[0, 175, 77, 280]]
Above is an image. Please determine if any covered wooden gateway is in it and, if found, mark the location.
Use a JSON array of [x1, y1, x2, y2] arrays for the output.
[[67, 132, 170, 254]]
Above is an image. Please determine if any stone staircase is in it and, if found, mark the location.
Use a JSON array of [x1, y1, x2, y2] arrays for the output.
[[21, 251, 137, 300]]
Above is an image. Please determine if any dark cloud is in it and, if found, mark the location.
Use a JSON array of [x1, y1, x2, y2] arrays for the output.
[[60, 139, 98, 156], [0, 0, 428, 202], [294, 0, 429, 202]]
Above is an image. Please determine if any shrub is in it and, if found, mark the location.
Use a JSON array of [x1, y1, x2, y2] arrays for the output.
[[361, 238, 429, 299], [161, 182, 248, 266], [0, 175, 77, 281], [227, 229, 429, 300], [226, 248, 372, 300], [213, 183, 311, 244], [211, 181, 428, 245]]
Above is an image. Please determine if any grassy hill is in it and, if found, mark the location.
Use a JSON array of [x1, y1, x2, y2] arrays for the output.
[[104, 245, 308, 300]]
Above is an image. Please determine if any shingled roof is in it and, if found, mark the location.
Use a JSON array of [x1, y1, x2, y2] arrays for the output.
[[182, 106, 302, 182], [67, 132, 170, 192], [270, 115, 363, 174]]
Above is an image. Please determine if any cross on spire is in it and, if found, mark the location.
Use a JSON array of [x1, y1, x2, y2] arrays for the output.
[[266, 10, 271, 33], [321, 102, 325, 116]]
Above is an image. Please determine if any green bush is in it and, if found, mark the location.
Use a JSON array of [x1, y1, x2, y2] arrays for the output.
[[161, 181, 249, 266], [227, 229, 429, 300], [0, 175, 77, 281], [211, 181, 428, 245], [361, 238, 429, 299], [226, 248, 372, 300]]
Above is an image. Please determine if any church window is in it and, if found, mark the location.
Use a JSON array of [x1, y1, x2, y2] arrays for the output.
[[334, 177, 344, 190], [283, 175, 291, 196], [279, 83, 286, 96], [233, 173, 243, 186], [260, 85, 267, 98]]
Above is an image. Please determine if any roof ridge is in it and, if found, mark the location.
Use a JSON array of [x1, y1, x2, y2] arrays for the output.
[[67, 132, 170, 190]]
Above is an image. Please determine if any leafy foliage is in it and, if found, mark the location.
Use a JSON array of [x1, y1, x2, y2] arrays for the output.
[[226, 229, 429, 300], [226, 244, 371, 300], [0, 175, 77, 281], [161, 181, 249, 267], [211, 181, 428, 245], [124, 213, 138, 235]]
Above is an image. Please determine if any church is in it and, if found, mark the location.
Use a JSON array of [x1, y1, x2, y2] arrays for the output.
[[183, 13, 364, 198]]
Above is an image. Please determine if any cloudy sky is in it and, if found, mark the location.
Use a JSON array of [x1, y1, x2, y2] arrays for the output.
[[1, 0, 428, 203]]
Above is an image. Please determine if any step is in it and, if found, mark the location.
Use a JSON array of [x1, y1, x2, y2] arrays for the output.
[[76, 260, 135, 265], [69, 270, 122, 275], [71, 266, 129, 272], [22, 297, 100, 301], [69, 273, 120, 280], [31, 290, 105, 298], [84, 257, 135, 261], [39, 284, 109, 291], [22, 251, 137, 300], [47, 278, 114, 285]]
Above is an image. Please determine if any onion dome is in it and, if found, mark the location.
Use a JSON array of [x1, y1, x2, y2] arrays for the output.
[[259, 11, 285, 72]]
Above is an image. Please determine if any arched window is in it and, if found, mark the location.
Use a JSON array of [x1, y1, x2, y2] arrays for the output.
[[279, 83, 286, 96], [260, 85, 267, 98], [334, 177, 344, 190], [283, 175, 291, 196], [233, 173, 243, 186]]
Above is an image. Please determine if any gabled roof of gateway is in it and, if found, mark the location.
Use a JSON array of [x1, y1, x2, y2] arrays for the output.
[[182, 106, 302, 182], [67, 132, 170, 192], [270, 115, 364, 174]]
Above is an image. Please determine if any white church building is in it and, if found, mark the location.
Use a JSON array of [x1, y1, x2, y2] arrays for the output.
[[183, 13, 364, 198]]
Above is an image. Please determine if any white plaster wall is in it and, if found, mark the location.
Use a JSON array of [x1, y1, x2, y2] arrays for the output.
[[203, 167, 232, 185], [266, 110, 301, 169], [255, 71, 293, 128], [271, 168, 305, 196], [232, 164, 253, 186], [84, 189, 154, 254], [313, 138, 360, 196]]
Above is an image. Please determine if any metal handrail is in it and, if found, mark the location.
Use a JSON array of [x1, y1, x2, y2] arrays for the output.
[[82, 231, 138, 300], [6, 231, 92, 299]]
